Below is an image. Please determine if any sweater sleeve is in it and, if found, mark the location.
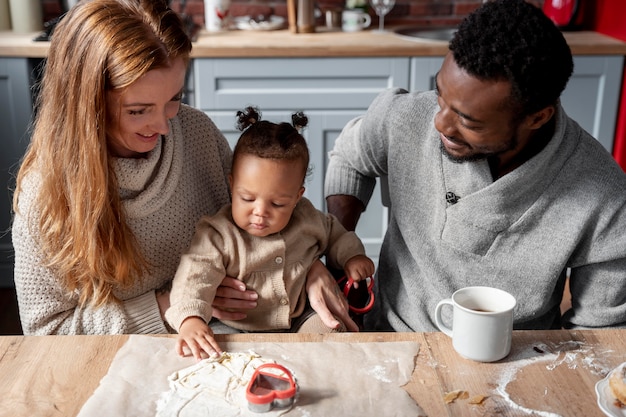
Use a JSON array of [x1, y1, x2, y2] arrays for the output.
[[12, 177, 168, 335], [324, 87, 405, 206], [562, 181, 626, 329], [124, 292, 169, 334], [165, 213, 229, 332], [12, 221, 167, 335]]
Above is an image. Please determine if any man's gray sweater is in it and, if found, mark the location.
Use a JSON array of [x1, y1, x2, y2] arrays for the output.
[[325, 88, 626, 331]]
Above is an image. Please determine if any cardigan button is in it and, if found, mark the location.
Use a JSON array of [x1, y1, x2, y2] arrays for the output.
[[275, 256, 283, 264], [280, 298, 288, 305]]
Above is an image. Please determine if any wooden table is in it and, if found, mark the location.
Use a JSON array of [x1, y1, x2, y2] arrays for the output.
[[0, 330, 624, 416]]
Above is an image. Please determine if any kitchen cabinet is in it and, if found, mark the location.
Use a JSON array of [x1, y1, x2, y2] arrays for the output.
[[0, 57, 35, 287], [193, 57, 411, 263], [561, 55, 623, 151]]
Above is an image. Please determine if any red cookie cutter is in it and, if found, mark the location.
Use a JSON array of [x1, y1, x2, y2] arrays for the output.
[[337, 275, 375, 314], [246, 363, 297, 413]]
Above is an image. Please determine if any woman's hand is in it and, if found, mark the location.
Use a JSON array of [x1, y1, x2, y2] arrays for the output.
[[306, 259, 359, 332], [211, 276, 258, 321]]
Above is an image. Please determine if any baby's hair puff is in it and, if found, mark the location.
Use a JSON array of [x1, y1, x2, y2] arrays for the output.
[[233, 106, 312, 182]]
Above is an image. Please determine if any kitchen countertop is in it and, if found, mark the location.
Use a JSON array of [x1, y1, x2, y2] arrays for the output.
[[1, 28, 626, 58]]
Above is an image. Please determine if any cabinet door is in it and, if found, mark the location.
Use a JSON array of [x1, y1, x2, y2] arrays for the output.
[[314, 111, 388, 265], [194, 57, 410, 111], [561, 55, 623, 152], [409, 56, 624, 152], [409, 57, 443, 92], [0, 58, 34, 287]]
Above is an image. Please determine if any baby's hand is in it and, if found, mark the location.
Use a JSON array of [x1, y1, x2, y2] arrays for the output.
[[344, 255, 375, 287], [176, 316, 223, 361]]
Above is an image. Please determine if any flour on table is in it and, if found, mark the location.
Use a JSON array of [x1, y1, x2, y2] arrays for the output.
[[494, 339, 614, 417], [156, 351, 287, 417]]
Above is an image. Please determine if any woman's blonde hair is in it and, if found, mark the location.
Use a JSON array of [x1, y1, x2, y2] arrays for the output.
[[13, 0, 192, 307]]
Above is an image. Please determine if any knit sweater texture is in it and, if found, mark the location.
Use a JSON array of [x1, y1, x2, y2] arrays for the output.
[[13, 104, 232, 334], [325, 88, 626, 332], [166, 197, 366, 332]]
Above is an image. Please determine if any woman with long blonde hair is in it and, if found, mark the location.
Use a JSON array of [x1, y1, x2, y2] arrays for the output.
[[12, 0, 357, 335], [12, 0, 236, 334]]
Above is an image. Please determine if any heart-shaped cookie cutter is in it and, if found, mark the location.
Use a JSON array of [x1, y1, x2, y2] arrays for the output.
[[246, 363, 297, 413]]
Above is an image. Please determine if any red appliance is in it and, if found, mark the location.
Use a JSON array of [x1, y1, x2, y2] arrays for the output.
[[543, 0, 585, 29], [589, 0, 626, 171]]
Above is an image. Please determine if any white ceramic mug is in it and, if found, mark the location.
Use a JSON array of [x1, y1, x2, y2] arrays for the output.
[[204, 0, 231, 32], [434, 286, 516, 362], [8, 0, 42, 33], [342, 9, 371, 32]]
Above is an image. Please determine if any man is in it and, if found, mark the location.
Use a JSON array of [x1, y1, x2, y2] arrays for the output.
[[324, 0, 626, 332]]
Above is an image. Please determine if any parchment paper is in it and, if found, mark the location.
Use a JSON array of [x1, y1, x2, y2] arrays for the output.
[[77, 335, 422, 417]]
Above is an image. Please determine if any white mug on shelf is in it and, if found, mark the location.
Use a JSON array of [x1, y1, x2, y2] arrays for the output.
[[0, 0, 11, 31], [434, 286, 516, 362], [342, 9, 371, 32], [9, 0, 42, 33], [204, 0, 231, 32]]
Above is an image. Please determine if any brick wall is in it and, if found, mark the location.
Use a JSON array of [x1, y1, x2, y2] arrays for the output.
[[41, 0, 544, 31], [165, 0, 488, 29]]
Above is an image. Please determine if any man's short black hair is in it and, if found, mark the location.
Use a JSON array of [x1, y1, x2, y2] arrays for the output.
[[449, 0, 573, 116]]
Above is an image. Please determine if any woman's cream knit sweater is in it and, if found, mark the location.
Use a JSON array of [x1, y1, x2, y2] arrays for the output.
[[12, 105, 232, 335]]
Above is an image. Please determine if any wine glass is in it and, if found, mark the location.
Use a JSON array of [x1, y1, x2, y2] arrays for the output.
[[369, 0, 395, 33]]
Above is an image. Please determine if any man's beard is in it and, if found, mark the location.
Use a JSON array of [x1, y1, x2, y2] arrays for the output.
[[439, 133, 519, 164]]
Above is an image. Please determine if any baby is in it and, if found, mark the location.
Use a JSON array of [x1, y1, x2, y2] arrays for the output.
[[166, 107, 375, 359]]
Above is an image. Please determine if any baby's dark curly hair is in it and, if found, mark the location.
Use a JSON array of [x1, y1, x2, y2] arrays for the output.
[[234, 106, 311, 181], [449, 0, 573, 116]]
